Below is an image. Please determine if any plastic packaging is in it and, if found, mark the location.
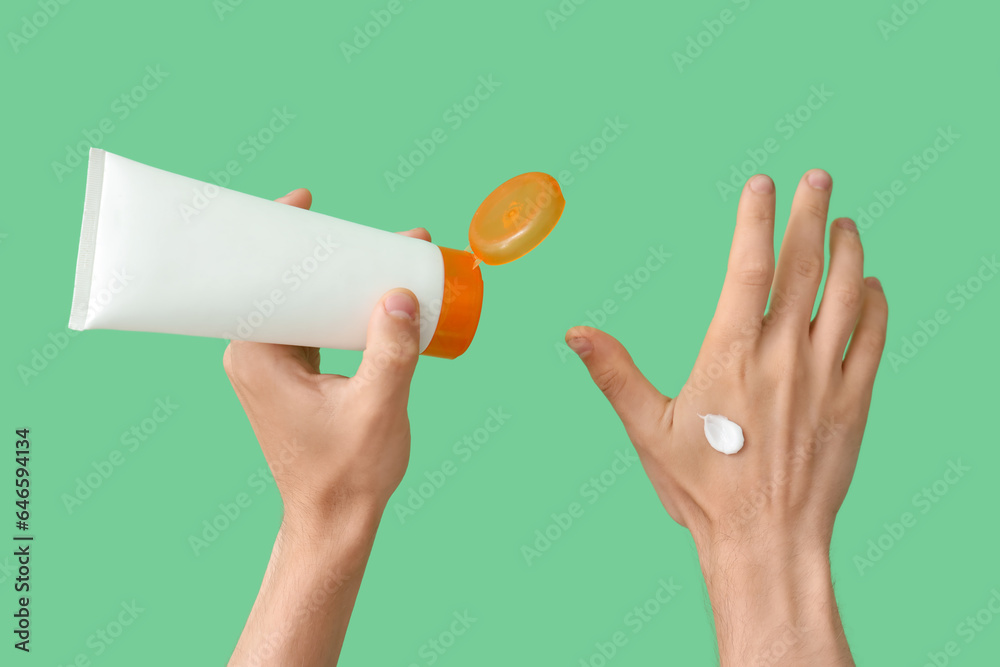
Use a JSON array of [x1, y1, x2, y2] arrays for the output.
[[69, 149, 563, 358]]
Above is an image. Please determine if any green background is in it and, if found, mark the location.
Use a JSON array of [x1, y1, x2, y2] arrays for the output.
[[2, 0, 998, 664]]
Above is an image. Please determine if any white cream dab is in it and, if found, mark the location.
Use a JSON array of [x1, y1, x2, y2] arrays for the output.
[[698, 414, 744, 455]]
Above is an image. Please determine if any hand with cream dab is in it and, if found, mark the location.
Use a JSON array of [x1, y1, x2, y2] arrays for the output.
[[225, 188, 429, 667], [567, 170, 886, 666]]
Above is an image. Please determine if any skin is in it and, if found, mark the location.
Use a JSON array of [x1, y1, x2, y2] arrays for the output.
[[227, 170, 886, 666], [566, 169, 887, 666], [226, 188, 430, 667]]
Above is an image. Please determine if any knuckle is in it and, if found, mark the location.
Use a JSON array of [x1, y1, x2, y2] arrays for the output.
[[746, 209, 775, 225], [594, 366, 626, 401], [713, 318, 762, 341], [222, 342, 266, 388], [222, 344, 236, 378], [862, 330, 887, 355], [383, 345, 411, 369], [739, 317, 764, 338], [832, 285, 863, 310], [730, 317, 764, 340], [768, 347, 807, 383], [803, 201, 829, 220], [734, 261, 773, 287], [772, 360, 800, 383], [793, 254, 823, 280]]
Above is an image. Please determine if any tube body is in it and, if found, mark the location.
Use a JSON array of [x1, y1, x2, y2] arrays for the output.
[[70, 149, 455, 351]]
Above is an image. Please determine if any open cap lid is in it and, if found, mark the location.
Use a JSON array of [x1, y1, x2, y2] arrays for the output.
[[467, 172, 565, 266], [422, 172, 565, 359]]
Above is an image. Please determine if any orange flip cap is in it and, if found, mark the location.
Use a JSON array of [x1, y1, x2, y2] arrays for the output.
[[422, 172, 565, 358]]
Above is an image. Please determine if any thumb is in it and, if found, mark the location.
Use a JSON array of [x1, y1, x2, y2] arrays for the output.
[[355, 289, 422, 403], [566, 326, 668, 435]]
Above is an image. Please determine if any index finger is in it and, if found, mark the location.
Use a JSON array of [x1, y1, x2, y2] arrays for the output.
[[709, 174, 776, 340]]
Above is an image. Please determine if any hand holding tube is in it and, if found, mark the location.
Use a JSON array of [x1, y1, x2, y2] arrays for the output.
[[226, 188, 429, 666]]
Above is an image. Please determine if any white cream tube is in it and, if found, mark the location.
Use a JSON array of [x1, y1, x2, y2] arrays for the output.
[[69, 149, 484, 357]]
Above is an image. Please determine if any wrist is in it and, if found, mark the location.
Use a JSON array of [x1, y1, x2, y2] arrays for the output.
[[694, 531, 853, 666], [694, 524, 832, 578], [697, 536, 834, 615], [279, 499, 384, 563]]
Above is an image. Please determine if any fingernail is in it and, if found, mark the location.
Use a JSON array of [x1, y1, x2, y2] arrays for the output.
[[836, 218, 857, 232], [384, 292, 417, 320], [807, 170, 832, 190], [749, 175, 774, 194], [865, 277, 883, 292], [567, 337, 593, 357]]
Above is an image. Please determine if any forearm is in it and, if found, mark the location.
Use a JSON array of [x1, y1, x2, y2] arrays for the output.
[[229, 505, 383, 667], [696, 533, 854, 667]]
